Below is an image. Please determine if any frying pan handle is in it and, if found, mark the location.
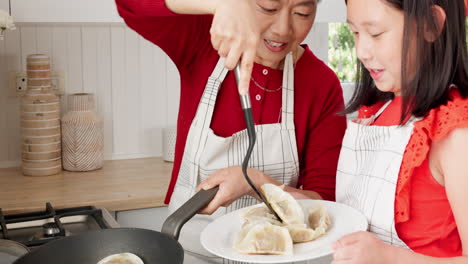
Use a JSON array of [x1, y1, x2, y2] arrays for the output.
[[161, 186, 219, 240]]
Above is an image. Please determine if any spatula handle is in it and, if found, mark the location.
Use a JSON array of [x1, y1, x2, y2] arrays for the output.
[[161, 186, 219, 240]]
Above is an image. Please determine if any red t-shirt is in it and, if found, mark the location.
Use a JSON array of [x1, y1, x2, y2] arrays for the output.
[[359, 90, 468, 257], [116, 0, 347, 204]]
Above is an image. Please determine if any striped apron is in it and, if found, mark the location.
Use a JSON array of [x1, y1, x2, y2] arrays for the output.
[[168, 53, 300, 263], [336, 100, 416, 248]]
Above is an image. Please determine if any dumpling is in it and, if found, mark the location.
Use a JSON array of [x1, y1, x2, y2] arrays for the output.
[[97, 253, 144, 264], [241, 204, 282, 226], [308, 204, 330, 234], [233, 221, 293, 255], [288, 204, 330, 243], [260, 184, 305, 225], [286, 223, 325, 243], [234, 184, 332, 255]]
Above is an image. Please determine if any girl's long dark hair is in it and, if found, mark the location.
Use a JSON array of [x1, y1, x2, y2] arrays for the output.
[[344, 0, 468, 123]]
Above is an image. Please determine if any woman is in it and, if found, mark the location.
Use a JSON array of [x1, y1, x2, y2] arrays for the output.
[[116, 0, 346, 262], [333, 0, 468, 263]]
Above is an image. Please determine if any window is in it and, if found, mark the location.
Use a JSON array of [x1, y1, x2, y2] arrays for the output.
[[328, 23, 356, 83]]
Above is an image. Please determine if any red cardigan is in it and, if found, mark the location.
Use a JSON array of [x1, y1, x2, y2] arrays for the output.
[[116, 0, 347, 204], [360, 90, 468, 257]]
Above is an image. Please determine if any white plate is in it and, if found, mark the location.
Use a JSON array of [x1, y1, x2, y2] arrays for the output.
[[200, 200, 368, 263]]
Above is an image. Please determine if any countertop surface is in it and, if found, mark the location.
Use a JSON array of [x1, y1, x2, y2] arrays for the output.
[[0, 158, 173, 215]]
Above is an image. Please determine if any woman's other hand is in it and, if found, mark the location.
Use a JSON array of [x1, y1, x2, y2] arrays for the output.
[[196, 166, 264, 214], [210, 0, 260, 95], [331, 231, 396, 264]]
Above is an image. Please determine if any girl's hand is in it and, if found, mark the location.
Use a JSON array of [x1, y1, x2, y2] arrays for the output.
[[331, 231, 396, 264], [210, 0, 260, 95], [196, 166, 264, 214]]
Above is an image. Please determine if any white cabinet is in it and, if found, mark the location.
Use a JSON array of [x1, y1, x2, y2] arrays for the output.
[[0, 0, 9, 12], [11, 0, 123, 23]]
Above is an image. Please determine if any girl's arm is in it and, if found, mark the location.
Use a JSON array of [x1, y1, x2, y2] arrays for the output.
[[394, 126, 468, 263], [332, 127, 468, 264]]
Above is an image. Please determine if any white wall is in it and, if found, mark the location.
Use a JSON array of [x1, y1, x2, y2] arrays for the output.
[[0, 22, 330, 168], [0, 23, 179, 167], [11, 0, 122, 23], [0, 0, 8, 12], [316, 0, 347, 23]]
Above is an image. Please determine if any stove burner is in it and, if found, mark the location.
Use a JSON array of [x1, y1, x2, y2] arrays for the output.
[[30, 223, 70, 241], [43, 223, 60, 237], [0, 202, 114, 248]]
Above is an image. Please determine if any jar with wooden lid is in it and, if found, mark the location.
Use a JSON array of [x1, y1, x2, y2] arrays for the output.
[[21, 54, 62, 176]]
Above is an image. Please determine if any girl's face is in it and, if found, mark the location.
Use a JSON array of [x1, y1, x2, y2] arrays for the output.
[[347, 0, 414, 96], [254, 0, 318, 69]]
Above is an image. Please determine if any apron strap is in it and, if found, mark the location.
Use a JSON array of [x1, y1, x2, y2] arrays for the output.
[[281, 53, 295, 130], [190, 58, 229, 169], [193, 57, 229, 125], [373, 100, 392, 119]]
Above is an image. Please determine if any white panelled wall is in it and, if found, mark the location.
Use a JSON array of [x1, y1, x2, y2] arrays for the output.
[[0, 22, 329, 168]]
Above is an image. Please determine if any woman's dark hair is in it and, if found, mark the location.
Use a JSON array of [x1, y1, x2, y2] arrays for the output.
[[344, 0, 468, 123]]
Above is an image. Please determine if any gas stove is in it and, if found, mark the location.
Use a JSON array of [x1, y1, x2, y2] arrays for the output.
[[0, 202, 119, 259]]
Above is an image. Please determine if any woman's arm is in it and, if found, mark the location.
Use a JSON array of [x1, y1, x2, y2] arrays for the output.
[[298, 73, 347, 201], [116, 0, 258, 93], [169, 0, 259, 94], [164, 0, 218, 14], [116, 0, 214, 69]]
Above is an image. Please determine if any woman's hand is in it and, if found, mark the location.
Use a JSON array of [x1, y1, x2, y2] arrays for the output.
[[210, 0, 260, 95], [196, 166, 264, 214], [331, 231, 396, 264]]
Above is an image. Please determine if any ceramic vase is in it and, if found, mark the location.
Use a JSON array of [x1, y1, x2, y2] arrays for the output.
[[61, 93, 104, 171]]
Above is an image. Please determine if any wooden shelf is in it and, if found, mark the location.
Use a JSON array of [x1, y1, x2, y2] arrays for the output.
[[0, 158, 173, 215]]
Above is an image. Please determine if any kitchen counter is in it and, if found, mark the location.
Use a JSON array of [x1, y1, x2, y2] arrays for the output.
[[0, 158, 173, 215]]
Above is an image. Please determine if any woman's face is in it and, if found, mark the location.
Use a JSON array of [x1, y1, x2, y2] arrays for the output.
[[254, 0, 318, 69], [347, 0, 415, 96]]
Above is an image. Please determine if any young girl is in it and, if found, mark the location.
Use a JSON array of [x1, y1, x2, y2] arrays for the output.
[[333, 0, 468, 263]]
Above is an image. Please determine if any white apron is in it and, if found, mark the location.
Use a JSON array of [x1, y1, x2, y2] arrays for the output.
[[336, 101, 417, 248], [168, 53, 300, 263]]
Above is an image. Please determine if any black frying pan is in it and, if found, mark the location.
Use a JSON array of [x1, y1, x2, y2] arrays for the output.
[[13, 187, 219, 264]]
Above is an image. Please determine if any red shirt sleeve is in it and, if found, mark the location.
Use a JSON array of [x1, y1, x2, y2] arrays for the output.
[[115, 0, 213, 69], [298, 70, 347, 201]]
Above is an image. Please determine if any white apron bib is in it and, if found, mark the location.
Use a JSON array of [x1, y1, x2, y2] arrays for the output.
[[336, 101, 418, 248], [168, 54, 300, 263]]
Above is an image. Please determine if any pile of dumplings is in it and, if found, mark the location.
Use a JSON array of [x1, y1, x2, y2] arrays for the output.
[[233, 184, 330, 255]]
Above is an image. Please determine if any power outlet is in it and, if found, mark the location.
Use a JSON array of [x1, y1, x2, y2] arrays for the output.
[[8, 72, 28, 97], [9, 71, 65, 97]]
